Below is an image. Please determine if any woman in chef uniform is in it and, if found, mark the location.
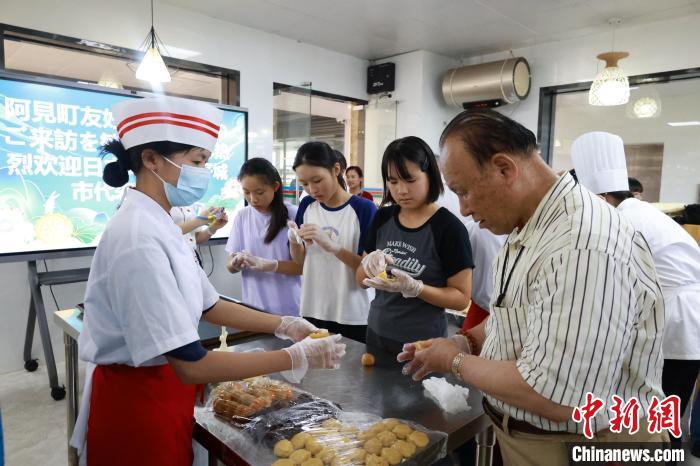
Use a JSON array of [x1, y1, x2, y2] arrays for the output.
[[571, 131, 700, 455], [71, 97, 345, 466]]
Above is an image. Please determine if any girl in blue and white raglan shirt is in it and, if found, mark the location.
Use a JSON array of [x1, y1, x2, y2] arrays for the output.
[[288, 142, 377, 343]]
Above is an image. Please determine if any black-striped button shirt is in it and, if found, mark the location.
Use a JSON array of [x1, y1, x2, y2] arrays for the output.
[[482, 173, 665, 434]]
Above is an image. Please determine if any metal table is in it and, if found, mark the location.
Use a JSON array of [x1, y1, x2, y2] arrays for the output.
[[195, 336, 494, 465], [53, 310, 494, 466]]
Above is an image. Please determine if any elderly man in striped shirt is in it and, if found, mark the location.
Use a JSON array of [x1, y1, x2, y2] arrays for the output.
[[399, 110, 668, 465]]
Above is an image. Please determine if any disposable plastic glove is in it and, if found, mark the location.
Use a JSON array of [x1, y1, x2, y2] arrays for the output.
[[361, 250, 394, 278], [229, 252, 247, 272], [299, 224, 341, 254], [241, 253, 278, 272], [281, 334, 347, 383], [287, 220, 302, 245], [363, 268, 424, 298], [274, 316, 320, 342]]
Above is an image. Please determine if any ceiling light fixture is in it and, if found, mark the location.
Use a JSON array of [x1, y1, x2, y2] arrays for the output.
[[632, 97, 658, 118], [135, 0, 171, 83], [667, 121, 700, 127], [589, 19, 629, 107]]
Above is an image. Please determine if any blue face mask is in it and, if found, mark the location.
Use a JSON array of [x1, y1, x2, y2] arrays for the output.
[[151, 156, 211, 207]]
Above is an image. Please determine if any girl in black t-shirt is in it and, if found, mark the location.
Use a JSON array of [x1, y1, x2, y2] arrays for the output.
[[355, 136, 474, 354]]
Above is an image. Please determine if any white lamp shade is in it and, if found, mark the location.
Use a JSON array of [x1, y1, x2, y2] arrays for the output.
[[589, 66, 630, 106], [135, 47, 171, 83]]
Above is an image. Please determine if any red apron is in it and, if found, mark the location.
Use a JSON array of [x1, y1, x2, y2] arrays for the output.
[[87, 363, 197, 466], [460, 301, 489, 333]]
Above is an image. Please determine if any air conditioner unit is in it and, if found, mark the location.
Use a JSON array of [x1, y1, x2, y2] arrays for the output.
[[442, 57, 531, 109]]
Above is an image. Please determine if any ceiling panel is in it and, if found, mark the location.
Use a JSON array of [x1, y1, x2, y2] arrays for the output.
[[163, 0, 698, 59]]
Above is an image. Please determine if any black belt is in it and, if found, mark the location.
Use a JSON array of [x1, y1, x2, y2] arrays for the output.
[[482, 398, 568, 436]]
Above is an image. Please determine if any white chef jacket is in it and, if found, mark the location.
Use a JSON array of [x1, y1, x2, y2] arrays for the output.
[[618, 198, 700, 359], [71, 188, 220, 459]]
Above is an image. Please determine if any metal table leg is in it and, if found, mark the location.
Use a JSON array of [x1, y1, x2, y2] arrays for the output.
[[475, 425, 495, 466], [65, 333, 79, 466]]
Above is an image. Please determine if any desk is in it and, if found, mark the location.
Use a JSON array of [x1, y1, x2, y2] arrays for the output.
[[53, 310, 494, 466]]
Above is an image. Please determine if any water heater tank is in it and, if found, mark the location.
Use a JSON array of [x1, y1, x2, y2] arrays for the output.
[[442, 57, 531, 108]]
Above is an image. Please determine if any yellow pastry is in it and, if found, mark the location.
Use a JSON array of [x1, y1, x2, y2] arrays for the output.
[[394, 440, 416, 458], [301, 459, 323, 466], [274, 439, 294, 458], [361, 353, 375, 366], [414, 340, 432, 350], [382, 419, 399, 430], [364, 437, 382, 455], [316, 448, 336, 464], [392, 423, 413, 439], [376, 431, 397, 447], [310, 330, 330, 339], [376, 270, 395, 282], [381, 447, 402, 465], [365, 454, 389, 466], [290, 449, 312, 464], [291, 432, 311, 449], [408, 430, 429, 448], [272, 459, 295, 466], [306, 438, 323, 455]]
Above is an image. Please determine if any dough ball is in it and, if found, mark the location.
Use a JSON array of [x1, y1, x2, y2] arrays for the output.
[[368, 423, 386, 435], [321, 418, 342, 429], [272, 460, 295, 466], [376, 431, 397, 447], [365, 454, 389, 466], [301, 459, 323, 466], [361, 353, 375, 366], [316, 448, 336, 464], [357, 430, 375, 442], [382, 419, 400, 430], [274, 439, 294, 458], [310, 330, 330, 339], [392, 423, 413, 439], [292, 432, 311, 450], [348, 448, 367, 462], [306, 438, 323, 455], [394, 440, 416, 458], [290, 449, 312, 464], [408, 431, 429, 448], [381, 447, 402, 465], [414, 340, 432, 350], [364, 437, 382, 455]]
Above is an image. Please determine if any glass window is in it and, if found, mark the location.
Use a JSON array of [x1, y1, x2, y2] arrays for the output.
[[550, 78, 700, 203], [3, 39, 224, 102]]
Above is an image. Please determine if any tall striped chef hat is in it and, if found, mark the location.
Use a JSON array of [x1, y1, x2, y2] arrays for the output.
[[570, 131, 629, 194], [111, 97, 223, 152]]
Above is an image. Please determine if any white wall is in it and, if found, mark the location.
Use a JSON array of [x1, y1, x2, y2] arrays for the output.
[[0, 0, 369, 374], [372, 51, 460, 153]]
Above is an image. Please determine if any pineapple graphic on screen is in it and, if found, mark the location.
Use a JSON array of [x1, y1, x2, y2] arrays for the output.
[[34, 192, 74, 245]]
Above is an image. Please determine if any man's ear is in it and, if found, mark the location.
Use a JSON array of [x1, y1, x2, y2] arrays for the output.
[[490, 153, 519, 185]]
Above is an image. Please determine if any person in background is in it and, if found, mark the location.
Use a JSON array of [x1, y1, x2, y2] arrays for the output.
[[346, 165, 374, 201], [171, 205, 228, 266], [572, 131, 700, 458], [400, 110, 667, 466], [357, 136, 473, 354], [289, 141, 377, 343], [629, 176, 644, 199], [226, 157, 302, 316], [72, 98, 345, 466]]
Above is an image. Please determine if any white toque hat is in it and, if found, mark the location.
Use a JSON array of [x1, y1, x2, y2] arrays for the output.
[[111, 96, 223, 152], [570, 131, 629, 194]]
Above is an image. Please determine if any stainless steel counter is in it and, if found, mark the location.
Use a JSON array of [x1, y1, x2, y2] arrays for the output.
[[195, 335, 492, 465]]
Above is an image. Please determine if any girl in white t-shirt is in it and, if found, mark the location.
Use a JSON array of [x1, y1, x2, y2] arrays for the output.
[[289, 142, 377, 342]]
